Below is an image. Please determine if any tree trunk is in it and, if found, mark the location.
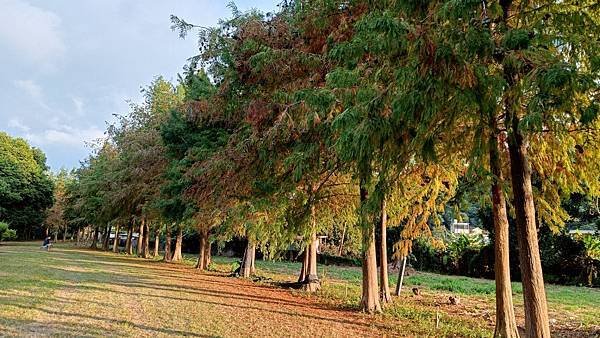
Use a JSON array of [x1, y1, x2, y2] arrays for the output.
[[490, 120, 519, 338], [63, 227, 67, 242], [204, 234, 211, 268], [76, 227, 81, 246], [338, 222, 347, 256], [125, 225, 133, 255], [196, 227, 211, 270], [300, 205, 320, 292], [507, 114, 550, 338], [395, 256, 407, 296], [241, 240, 256, 278], [137, 219, 145, 257], [249, 242, 255, 274], [196, 228, 207, 270], [54, 231, 58, 243], [90, 226, 99, 249], [360, 181, 382, 314], [153, 229, 160, 257], [172, 226, 183, 262], [163, 226, 172, 262], [113, 224, 120, 253], [298, 247, 309, 283], [379, 198, 392, 304], [102, 225, 111, 251], [142, 222, 150, 258]]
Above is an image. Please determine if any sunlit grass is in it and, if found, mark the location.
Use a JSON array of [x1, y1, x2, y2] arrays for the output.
[[2, 242, 598, 337]]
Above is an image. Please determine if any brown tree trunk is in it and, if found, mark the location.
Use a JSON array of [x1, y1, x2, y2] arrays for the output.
[[490, 120, 519, 338], [507, 115, 550, 338], [138, 219, 145, 257], [142, 222, 150, 258], [196, 228, 207, 270], [303, 232, 320, 291], [338, 222, 347, 256], [360, 181, 382, 314], [163, 226, 172, 262], [195, 228, 211, 270], [379, 198, 392, 304], [153, 229, 160, 257], [299, 205, 320, 292], [241, 240, 256, 278], [102, 225, 111, 251], [90, 226, 99, 249], [125, 225, 133, 255], [172, 226, 183, 262], [298, 247, 309, 283], [76, 227, 81, 246], [113, 224, 120, 253], [63, 227, 67, 242], [203, 229, 211, 268], [249, 242, 255, 274]]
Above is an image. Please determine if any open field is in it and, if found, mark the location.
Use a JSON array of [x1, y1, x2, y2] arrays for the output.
[[1, 242, 598, 337]]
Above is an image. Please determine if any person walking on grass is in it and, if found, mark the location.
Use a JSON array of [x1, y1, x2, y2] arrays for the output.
[[41, 236, 52, 251]]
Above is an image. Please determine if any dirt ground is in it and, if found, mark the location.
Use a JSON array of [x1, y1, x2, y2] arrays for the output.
[[0, 243, 402, 337], [1, 243, 598, 337]]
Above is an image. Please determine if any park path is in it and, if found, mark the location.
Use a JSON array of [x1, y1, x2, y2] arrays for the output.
[[0, 243, 398, 337]]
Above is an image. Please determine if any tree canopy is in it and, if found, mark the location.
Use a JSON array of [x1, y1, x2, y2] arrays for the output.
[[0, 132, 53, 239]]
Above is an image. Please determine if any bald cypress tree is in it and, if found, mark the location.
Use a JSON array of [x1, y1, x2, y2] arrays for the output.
[[300, 0, 599, 330]]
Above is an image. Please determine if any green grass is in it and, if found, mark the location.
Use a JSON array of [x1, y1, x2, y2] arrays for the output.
[[206, 254, 600, 331], [2, 242, 599, 337]]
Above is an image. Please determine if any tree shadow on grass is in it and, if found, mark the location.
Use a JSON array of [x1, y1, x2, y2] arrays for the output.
[[0, 316, 114, 337], [3, 301, 212, 337], [2, 244, 394, 335], [106, 279, 342, 312], [71, 282, 391, 333]]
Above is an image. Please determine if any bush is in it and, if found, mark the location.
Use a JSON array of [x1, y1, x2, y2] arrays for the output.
[[0, 222, 17, 242], [410, 227, 600, 287], [410, 234, 493, 278], [538, 228, 600, 286]]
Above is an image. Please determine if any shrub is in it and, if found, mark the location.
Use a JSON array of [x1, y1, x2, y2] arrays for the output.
[[410, 227, 600, 287], [0, 222, 17, 242]]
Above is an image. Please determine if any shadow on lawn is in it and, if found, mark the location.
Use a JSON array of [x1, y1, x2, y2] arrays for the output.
[[2, 243, 394, 336], [71, 280, 384, 332], [4, 301, 211, 337]]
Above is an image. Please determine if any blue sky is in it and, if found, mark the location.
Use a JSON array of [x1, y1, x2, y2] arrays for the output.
[[0, 0, 278, 171]]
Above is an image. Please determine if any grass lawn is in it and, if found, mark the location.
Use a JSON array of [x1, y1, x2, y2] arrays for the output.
[[1, 242, 598, 337], [205, 255, 600, 337]]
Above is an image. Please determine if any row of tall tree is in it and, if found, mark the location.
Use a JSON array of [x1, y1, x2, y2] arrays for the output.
[[56, 1, 599, 337]]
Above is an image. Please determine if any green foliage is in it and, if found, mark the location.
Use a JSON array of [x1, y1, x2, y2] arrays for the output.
[[502, 29, 532, 50], [581, 235, 600, 261], [0, 221, 17, 241], [0, 132, 54, 239]]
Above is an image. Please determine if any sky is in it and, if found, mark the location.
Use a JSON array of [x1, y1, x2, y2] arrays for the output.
[[0, 0, 279, 171]]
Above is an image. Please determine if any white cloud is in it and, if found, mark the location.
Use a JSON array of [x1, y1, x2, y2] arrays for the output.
[[0, 0, 65, 66], [13, 79, 42, 100], [13, 79, 52, 111], [71, 96, 84, 115], [7, 118, 31, 132], [26, 125, 104, 147]]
